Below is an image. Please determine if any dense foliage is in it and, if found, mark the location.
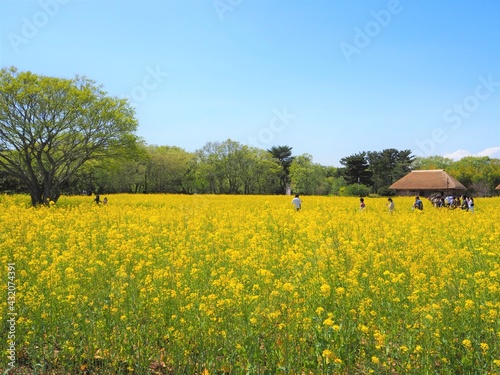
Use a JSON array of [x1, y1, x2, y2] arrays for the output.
[[2, 138, 499, 196], [0, 67, 139, 205], [1, 69, 499, 198]]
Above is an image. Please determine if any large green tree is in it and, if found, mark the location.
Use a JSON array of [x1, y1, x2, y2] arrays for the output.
[[195, 139, 281, 194], [0, 67, 138, 205], [195, 140, 241, 194], [412, 155, 454, 170], [289, 153, 326, 195], [144, 145, 194, 193], [267, 145, 294, 194], [367, 148, 414, 194], [446, 156, 500, 195], [67, 141, 148, 194], [339, 152, 372, 186]]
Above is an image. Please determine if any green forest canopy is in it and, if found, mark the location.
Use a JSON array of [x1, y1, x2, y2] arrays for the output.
[[1, 68, 499, 200]]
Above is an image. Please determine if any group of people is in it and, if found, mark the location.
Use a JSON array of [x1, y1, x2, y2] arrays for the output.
[[292, 194, 474, 213], [94, 194, 108, 205], [359, 197, 409, 213], [291, 195, 397, 213], [292, 195, 400, 213], [360, 197, 394, 212], [429, 194, 474, 212]]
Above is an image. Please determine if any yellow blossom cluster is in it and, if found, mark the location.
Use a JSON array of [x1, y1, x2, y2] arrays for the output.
[[0, 194, 499, 373]]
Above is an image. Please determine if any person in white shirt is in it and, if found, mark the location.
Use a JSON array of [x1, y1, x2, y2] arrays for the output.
[[292, 194, 301, 211], [387, 197, 395, 213], [468, 197, 475, 213]]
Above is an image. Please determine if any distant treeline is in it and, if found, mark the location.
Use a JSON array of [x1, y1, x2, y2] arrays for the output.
[[3, 139, 498, 197]]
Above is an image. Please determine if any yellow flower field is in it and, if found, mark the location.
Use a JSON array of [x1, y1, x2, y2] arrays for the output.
[[1, 194, 499, 374]]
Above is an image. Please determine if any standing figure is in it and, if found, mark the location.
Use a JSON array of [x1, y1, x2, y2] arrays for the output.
[[413, 196, 423, 210], [359, 197, 366, 210], [387, 198, 395, 213], [292, 194, 301, 211], [468, 197, 475, 213], [461, 195, 469, 211]]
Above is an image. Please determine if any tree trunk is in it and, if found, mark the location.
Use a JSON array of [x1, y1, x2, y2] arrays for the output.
[[28, 184, 43, 206]]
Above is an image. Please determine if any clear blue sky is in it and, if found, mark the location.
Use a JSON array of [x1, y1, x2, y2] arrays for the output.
[[1, 0, 499, 166]]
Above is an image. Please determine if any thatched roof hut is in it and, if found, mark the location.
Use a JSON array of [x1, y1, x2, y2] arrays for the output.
[[496, 184, 500, 190], [390, 170, 466, 197]]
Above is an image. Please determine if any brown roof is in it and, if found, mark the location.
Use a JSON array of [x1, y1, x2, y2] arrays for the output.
[[390, 170, 466, 190], [496, 184, 500, 190]]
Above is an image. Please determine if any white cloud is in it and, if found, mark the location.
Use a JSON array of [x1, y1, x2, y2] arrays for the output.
[[444, 147, 500, 160], [477, 147, 500, 158], [443, 149, 472, 160]]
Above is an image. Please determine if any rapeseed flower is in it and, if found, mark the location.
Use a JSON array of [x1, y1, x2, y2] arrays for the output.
[[1, 194, 498, 373]]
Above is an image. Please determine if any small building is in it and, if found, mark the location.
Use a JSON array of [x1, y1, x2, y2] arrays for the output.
[[389, 170, 467, 197], [496, 184, 500, 190]]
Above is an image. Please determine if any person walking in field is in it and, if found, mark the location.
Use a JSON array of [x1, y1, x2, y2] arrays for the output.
[[468, 196, 475, 213], [359, 197, 366, 210], [387, 197, 395, 213], [292, 194, 301, 211], [412, 196, 423, 210], [461, 195, 469, 211]]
